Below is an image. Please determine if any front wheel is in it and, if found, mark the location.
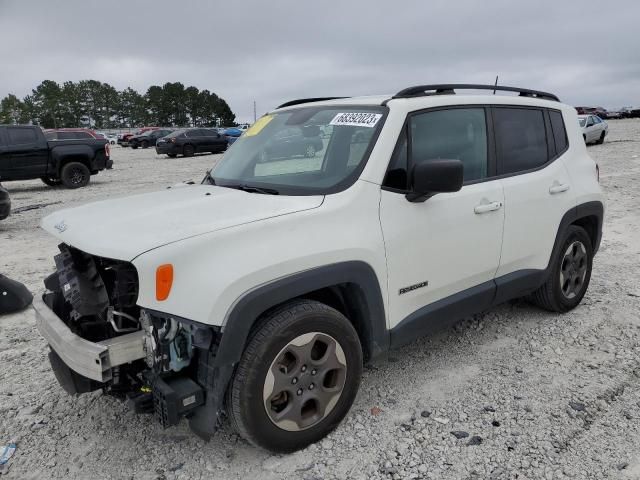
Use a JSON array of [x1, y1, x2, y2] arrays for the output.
[[183, 144, 195, 157], [60, 162, 90, 189], [530, 225, 593, 312], [596, 132, 605, 145], [167, 154, 177, 158], [141, 140, 149, 149], [226, 300, 362, 453]]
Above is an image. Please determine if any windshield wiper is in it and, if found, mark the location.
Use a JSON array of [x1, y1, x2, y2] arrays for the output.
[[223, 183, 280, 195], [202, 170, 215, 185]]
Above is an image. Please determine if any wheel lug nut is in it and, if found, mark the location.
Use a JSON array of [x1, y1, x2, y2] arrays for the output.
[[309, 383, 315, 390], [292, 377, 298, 384], [297, 388, 303, 396], [301, 365, 307, 372], [311, 369, 317, 375]]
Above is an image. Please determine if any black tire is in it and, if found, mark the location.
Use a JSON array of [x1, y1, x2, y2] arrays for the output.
[[41, 177, 62, 187], [141, 140, 149, 149], [227, 299, 362, 453], [183, 144, 195, 157], [131, 144, 138, 149], [60, 162, 90, 189], [596, 132, 605, 145], [583, 134, 587, 144], [530, 225, 593, 313], [167, 154, 177, 158]]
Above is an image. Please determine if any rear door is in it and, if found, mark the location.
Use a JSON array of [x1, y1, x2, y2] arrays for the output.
[[186, 129, 204, 151], [495, 107, 574, 282], [6, 127, 49, 178]]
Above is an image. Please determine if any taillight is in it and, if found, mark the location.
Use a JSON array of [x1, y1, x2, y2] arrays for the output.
[[596, 163, 600, 183]]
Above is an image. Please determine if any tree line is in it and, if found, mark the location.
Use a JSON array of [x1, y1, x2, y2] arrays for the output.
[[0, 80, 236, 129]]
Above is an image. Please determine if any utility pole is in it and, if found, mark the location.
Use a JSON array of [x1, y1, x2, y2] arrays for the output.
[[253, 100, 257, 123]]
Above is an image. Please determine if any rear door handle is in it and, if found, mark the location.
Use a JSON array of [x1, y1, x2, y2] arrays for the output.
[[549, 183, 570, 194], [474, 201, 503, 214]]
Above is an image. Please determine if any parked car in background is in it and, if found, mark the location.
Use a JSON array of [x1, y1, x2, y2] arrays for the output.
[[44, 128, 105, 141], [129, 129, 174, 149], [605, 111, 622, 119], [120, 127, 160, 147], [155, 128, 227, 157], [0, 183, 10, 220], [259, 126, 324, 161], [0, 125, 112, 188], [97, 132, 117, 144], [578, 115, 608, 144], [575, 106, 608, 118]]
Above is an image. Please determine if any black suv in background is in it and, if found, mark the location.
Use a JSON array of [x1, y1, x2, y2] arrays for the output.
[[129, 129, 174, 149], [155, 128, 228, 157]]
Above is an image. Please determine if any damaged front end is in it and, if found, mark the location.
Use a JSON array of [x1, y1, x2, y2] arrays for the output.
[[35, 244, 230, 437]]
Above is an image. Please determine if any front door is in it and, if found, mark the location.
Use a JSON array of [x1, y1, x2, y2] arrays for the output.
[[379, 107, 504, 331]]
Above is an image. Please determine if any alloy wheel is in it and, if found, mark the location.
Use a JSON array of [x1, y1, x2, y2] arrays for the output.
[[559, 241, 588, 299], [263, 332, 347, 432]]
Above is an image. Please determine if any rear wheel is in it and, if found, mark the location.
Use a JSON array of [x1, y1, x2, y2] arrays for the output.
[[167, 154, 177, 158], [131, 144, 138, 149], [227, 300, 362, 453], [183, 144, 195, 157], [41, 177, 62, 187], [530, 225, 593, 312], [305, 145, 316, 158], [60, 162, 90, 189]]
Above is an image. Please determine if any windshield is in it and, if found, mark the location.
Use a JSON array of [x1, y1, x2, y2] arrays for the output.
[[578, 118, 586, 127], [208, 106, 386, 195]]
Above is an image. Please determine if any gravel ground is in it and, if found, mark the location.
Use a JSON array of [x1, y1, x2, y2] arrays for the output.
[[1, 120, 640, 479]]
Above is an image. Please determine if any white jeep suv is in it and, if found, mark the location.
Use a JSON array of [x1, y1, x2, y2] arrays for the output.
[[35, 84, 604, 453]]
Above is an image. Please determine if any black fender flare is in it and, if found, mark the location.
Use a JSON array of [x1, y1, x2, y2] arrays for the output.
[[51, 145, 92, 172], [213, 261, 389, 367], [547, 200, 604, 270]]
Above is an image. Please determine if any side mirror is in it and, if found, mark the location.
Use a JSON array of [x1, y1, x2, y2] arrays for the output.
[[406, 159, 464, 202]]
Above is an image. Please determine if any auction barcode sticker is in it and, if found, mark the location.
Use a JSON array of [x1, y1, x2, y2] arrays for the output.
[[329, 112, 383, 128]]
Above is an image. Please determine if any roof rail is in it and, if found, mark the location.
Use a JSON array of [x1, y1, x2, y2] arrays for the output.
[[392, 84, 560, 102], [276, 97, 349, 109]]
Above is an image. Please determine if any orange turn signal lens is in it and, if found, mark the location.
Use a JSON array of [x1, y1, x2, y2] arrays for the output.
[[156, 264, 174, 301]]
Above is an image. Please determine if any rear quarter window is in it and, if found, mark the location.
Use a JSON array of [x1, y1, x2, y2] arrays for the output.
[[549, 110, 568, 155]]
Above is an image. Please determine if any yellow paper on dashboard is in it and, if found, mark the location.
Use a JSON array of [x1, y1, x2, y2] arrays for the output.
[[244, 115, 274, 137]]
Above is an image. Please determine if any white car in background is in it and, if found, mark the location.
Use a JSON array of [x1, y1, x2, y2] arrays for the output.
[[579, 114, 608, 145]]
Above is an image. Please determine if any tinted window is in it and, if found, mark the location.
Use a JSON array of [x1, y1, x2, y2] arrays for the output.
[[549, 110, 568, 154], [8, 127, 38, 145], [494, 108, 548, 175], [202, 129, 219, 137], [186, 130, 202, 138], [593, 116, 602, 124], [410, 108, 488, 182]]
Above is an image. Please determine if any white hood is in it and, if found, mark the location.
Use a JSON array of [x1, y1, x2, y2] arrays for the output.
[[41, 184, 324, 261]]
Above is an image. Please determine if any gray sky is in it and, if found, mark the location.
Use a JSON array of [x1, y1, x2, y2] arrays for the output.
[[1, 0, 639, 123]]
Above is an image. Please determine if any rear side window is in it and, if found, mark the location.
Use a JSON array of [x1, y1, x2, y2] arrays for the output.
[[7, 127, 38, 145], [549, 110, 568, 155], [410, 108, 488, 183], [186, 130, 202, 138], [494, 108, 548, 175]]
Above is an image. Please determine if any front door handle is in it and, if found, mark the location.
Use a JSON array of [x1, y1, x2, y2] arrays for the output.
[[549, 183, 570, 194], [474, 201, 503, 214]]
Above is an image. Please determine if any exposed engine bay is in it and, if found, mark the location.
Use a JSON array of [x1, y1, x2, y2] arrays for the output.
[[42, 244, 221, 432]]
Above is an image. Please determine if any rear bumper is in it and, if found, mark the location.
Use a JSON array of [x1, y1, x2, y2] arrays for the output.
[[34, 295, 145, 383]]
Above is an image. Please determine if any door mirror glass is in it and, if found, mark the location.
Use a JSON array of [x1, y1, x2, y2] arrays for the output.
[[407, 159, 463, 202]]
